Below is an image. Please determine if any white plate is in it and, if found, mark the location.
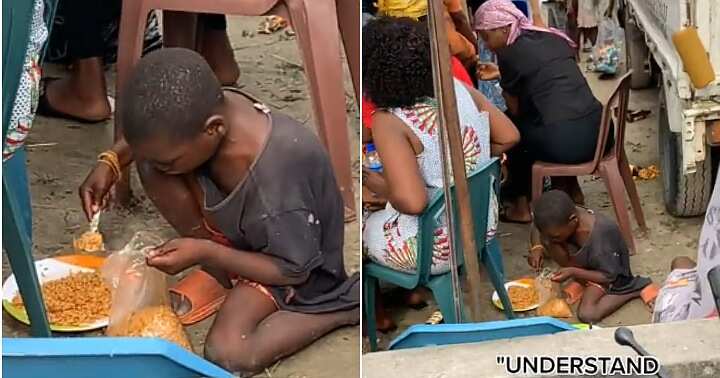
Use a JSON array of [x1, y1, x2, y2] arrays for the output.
[[492, 280, 540, 312], [2, 256, 109, 332]]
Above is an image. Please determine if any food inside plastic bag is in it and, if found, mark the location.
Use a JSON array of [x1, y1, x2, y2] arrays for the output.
[[535, 269, 573, 318], [101, 232, 192, 351]]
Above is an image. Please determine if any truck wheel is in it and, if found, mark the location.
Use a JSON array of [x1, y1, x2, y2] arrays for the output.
[[624, 10, 652, 89], [658, 94, 712, 217]]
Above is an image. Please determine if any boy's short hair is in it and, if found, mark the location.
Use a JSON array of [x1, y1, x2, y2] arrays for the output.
[[119, 48, 224, 145], [362, 17, 434, 108], [533, 190, 576, 230]]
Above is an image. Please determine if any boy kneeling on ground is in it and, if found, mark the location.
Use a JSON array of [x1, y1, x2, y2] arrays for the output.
[[80, 48, 359, 375], [528, 190, 658, 323]]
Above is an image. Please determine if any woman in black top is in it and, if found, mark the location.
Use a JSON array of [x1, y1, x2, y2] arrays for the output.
[[474, 0, 602, 223]]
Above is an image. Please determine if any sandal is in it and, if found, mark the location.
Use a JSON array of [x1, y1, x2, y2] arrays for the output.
[[169, 269, 228, 325], [563, 281, 585, 305], [640, 283, 660, 311], [36, 78, 111, 124]]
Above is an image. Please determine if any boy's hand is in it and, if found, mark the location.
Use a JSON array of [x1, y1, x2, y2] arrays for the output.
[[527, 247, 544, 272], [147, 238, 212, 275], [551, 267, 576, 282], [79, 163, 117, 221]]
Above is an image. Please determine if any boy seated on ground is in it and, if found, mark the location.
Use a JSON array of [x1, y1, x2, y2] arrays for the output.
[[528, 190, 657, 323], [79, 48, 359, 375]]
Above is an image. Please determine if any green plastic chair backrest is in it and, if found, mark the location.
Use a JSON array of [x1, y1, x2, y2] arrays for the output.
[[415, 158, 500, 284], [2, 0, 57, 148]]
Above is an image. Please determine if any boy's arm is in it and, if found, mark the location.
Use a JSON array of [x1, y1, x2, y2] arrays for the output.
[[529, 224, 573, 267], [202, 243, 309, 286], [569, 267, 612, 284], [110, 137, 134, 169]]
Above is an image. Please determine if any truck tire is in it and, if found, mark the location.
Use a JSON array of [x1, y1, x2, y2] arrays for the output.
[[658, 93, 712, 217], [624, 8, 652, 89]]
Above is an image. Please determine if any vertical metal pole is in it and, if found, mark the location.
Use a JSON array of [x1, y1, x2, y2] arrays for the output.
[[427, 0, 485, 322]]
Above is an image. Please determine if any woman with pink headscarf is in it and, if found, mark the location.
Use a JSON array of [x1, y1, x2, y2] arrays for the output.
[[473, 0, 603, 223]]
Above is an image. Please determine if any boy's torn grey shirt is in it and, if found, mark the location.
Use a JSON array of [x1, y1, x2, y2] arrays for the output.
[[197, 107, 359, 314]]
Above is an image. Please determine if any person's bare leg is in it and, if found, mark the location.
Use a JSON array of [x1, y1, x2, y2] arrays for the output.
[[44, 57, 111, 121], [375, 290, 397, 333], [671, 256, 696, 270], [196, 16, 240, 86], [162, 11, 198, 49], [504, 196, 532, 223], [552, 177, 585, 205], [205, 284, 359, 375], [576, 285, 641, 324], [587, 26, 598, 46]]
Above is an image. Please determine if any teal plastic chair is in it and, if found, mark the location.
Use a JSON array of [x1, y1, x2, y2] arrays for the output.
[[363, 158, 515, 351], [2, 0, 58, 337]]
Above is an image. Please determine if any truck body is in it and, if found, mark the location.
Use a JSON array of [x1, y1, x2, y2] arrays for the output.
[[623, 0, 720, 216]]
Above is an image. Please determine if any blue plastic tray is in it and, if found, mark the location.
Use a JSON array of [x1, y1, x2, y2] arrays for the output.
[[389, 317, 576, 350], [3, 337, 233, 378]]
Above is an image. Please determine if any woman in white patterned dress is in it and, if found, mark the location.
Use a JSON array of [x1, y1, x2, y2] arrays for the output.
[[362, 17, 519, 276]]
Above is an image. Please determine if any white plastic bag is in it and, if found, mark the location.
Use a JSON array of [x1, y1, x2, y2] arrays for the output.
[[592, 17, 623, 75], [101, 231, 192, 351]]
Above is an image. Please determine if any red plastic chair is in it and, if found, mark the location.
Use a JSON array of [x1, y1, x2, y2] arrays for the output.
[[114, 0, 358, 211], [530, 72, 647, 253]]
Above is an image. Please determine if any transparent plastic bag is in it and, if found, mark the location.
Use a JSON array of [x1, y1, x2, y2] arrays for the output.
[[535, 269, 573, 318], [101, 231, 192, 351], [591, 17, 623, 75]]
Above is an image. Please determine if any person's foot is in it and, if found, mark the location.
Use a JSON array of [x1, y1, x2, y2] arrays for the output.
[[376, 311, 397, 333], [170, 292, 192, 317], [502, 197, 532, 223], [42, 58, 111, 122], [199, 29, 240, 85], [375, 299, 397, 332], [405, 288, 428, 309]]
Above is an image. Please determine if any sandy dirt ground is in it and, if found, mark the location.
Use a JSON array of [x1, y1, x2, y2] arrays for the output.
[[2, 16, 360, 378], [363, 60, 707, 350]]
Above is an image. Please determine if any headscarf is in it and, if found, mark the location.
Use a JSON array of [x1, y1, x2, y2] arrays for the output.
[[473, 0, 576, 48]]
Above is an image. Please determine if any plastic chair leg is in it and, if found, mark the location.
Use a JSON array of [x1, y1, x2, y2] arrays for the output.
[[427, 274, 464, 324], [115, 0, 151, 207], [530, 166, 546, 202], [335, 0, 360, 104], [363, 274, 378, 351], [481, 241, 515, 319], [599, 162, 636, 253], [618, 152, 647, 231], [2, 151, 52, 337], [286, 0, 355, 211]]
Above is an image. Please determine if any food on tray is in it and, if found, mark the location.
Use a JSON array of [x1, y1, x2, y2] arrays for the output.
[[107, 305, 192, 351], [507, 285, 539, 310], [12, 271, 111, 326], [73, 231, 104, 253]]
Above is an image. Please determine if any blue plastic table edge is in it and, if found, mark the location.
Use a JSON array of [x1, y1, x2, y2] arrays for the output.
[[388, 317, 577, 350], [3, 337, 233, 378]]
